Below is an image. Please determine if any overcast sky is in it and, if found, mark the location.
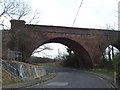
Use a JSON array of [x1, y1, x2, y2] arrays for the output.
[[28, 0, 119, 30]]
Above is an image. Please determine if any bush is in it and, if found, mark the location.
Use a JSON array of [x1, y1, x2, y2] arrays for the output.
[[62, 53, 79, 68], [100, 58, 113, 69], [99, 58, 107, 68], [112, 55, 120, 82]]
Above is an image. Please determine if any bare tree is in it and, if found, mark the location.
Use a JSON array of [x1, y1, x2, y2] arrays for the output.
[[0, 0, 31, 19], [32, 45, 53, 56], [0, 0, 41, 29]]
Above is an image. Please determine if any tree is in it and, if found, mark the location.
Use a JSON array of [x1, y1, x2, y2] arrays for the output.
[[0, 0, 31, 19], [108, 46, 112, 61], [0, 0, 40, 29], [66, 47, 72, 56], [32, 45, 53, 57], [61, 47, 80, 68], [62, 53, 79, 68]]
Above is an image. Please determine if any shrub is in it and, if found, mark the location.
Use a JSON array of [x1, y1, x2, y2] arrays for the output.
[[62, 53, 79, 68], [100, 58, 113, 69]]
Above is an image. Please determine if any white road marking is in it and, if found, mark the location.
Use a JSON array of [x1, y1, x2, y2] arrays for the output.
[[46, 82, 69, 86]]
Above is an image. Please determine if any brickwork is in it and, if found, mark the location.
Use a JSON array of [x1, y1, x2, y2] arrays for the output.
[[2, 20, 120, 68]]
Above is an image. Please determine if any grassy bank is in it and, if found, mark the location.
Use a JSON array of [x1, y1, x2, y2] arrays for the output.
[[37, 62, 62, 67], [37, 63, 56, 66], [86, 69, 114, 77], [2, 81, 18, 86]]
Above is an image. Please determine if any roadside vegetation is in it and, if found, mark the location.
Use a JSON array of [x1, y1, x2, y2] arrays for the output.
[[99, 54, 120, 81], [112, 55, 120, 81], [37, 62, 62, 67], [86, 69, 114, 77], [61, 53, 80, 68], [2, 82, 18, 86]]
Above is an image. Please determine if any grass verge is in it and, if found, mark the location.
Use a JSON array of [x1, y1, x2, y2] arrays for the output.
[[2, 82, 18, 86], [86, 69, 114, 77], [37, 62, 59, 67]]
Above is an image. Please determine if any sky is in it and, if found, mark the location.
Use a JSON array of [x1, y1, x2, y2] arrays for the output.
[[27, 0, 119, 30], [28, 0, 119, 58]]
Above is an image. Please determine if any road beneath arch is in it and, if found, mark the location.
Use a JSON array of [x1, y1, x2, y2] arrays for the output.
[[29, 67, 113, 88]]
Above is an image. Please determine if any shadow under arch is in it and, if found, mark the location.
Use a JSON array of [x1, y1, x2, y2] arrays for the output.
[[111, 42, 120, 51], [40, 37, 93, 68]]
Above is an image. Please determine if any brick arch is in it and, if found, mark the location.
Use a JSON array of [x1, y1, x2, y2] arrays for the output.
[[110, 33, 120, 51], [3, 20, 120, 68], [31, 37, 93, 68], [102, 40, 120, 53], [112, 42, 120, 51]]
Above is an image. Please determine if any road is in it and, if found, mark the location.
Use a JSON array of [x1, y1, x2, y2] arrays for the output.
[[29, 66, 113, 88]]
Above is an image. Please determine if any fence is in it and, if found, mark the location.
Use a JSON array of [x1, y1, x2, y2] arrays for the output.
[[7, 49, 22, 61]]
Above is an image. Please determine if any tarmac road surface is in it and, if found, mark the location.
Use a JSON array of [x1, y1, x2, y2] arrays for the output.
[[29, 66, 113, 88]]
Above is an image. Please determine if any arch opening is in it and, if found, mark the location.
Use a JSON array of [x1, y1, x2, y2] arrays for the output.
[[100, 44, 120, 69], [31, 37, 93, 68], [102, 45, 120, 60], [32, 43, 68, 59]]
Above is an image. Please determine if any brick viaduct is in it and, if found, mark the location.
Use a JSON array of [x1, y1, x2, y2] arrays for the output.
[[2, 20, 120, 68]]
